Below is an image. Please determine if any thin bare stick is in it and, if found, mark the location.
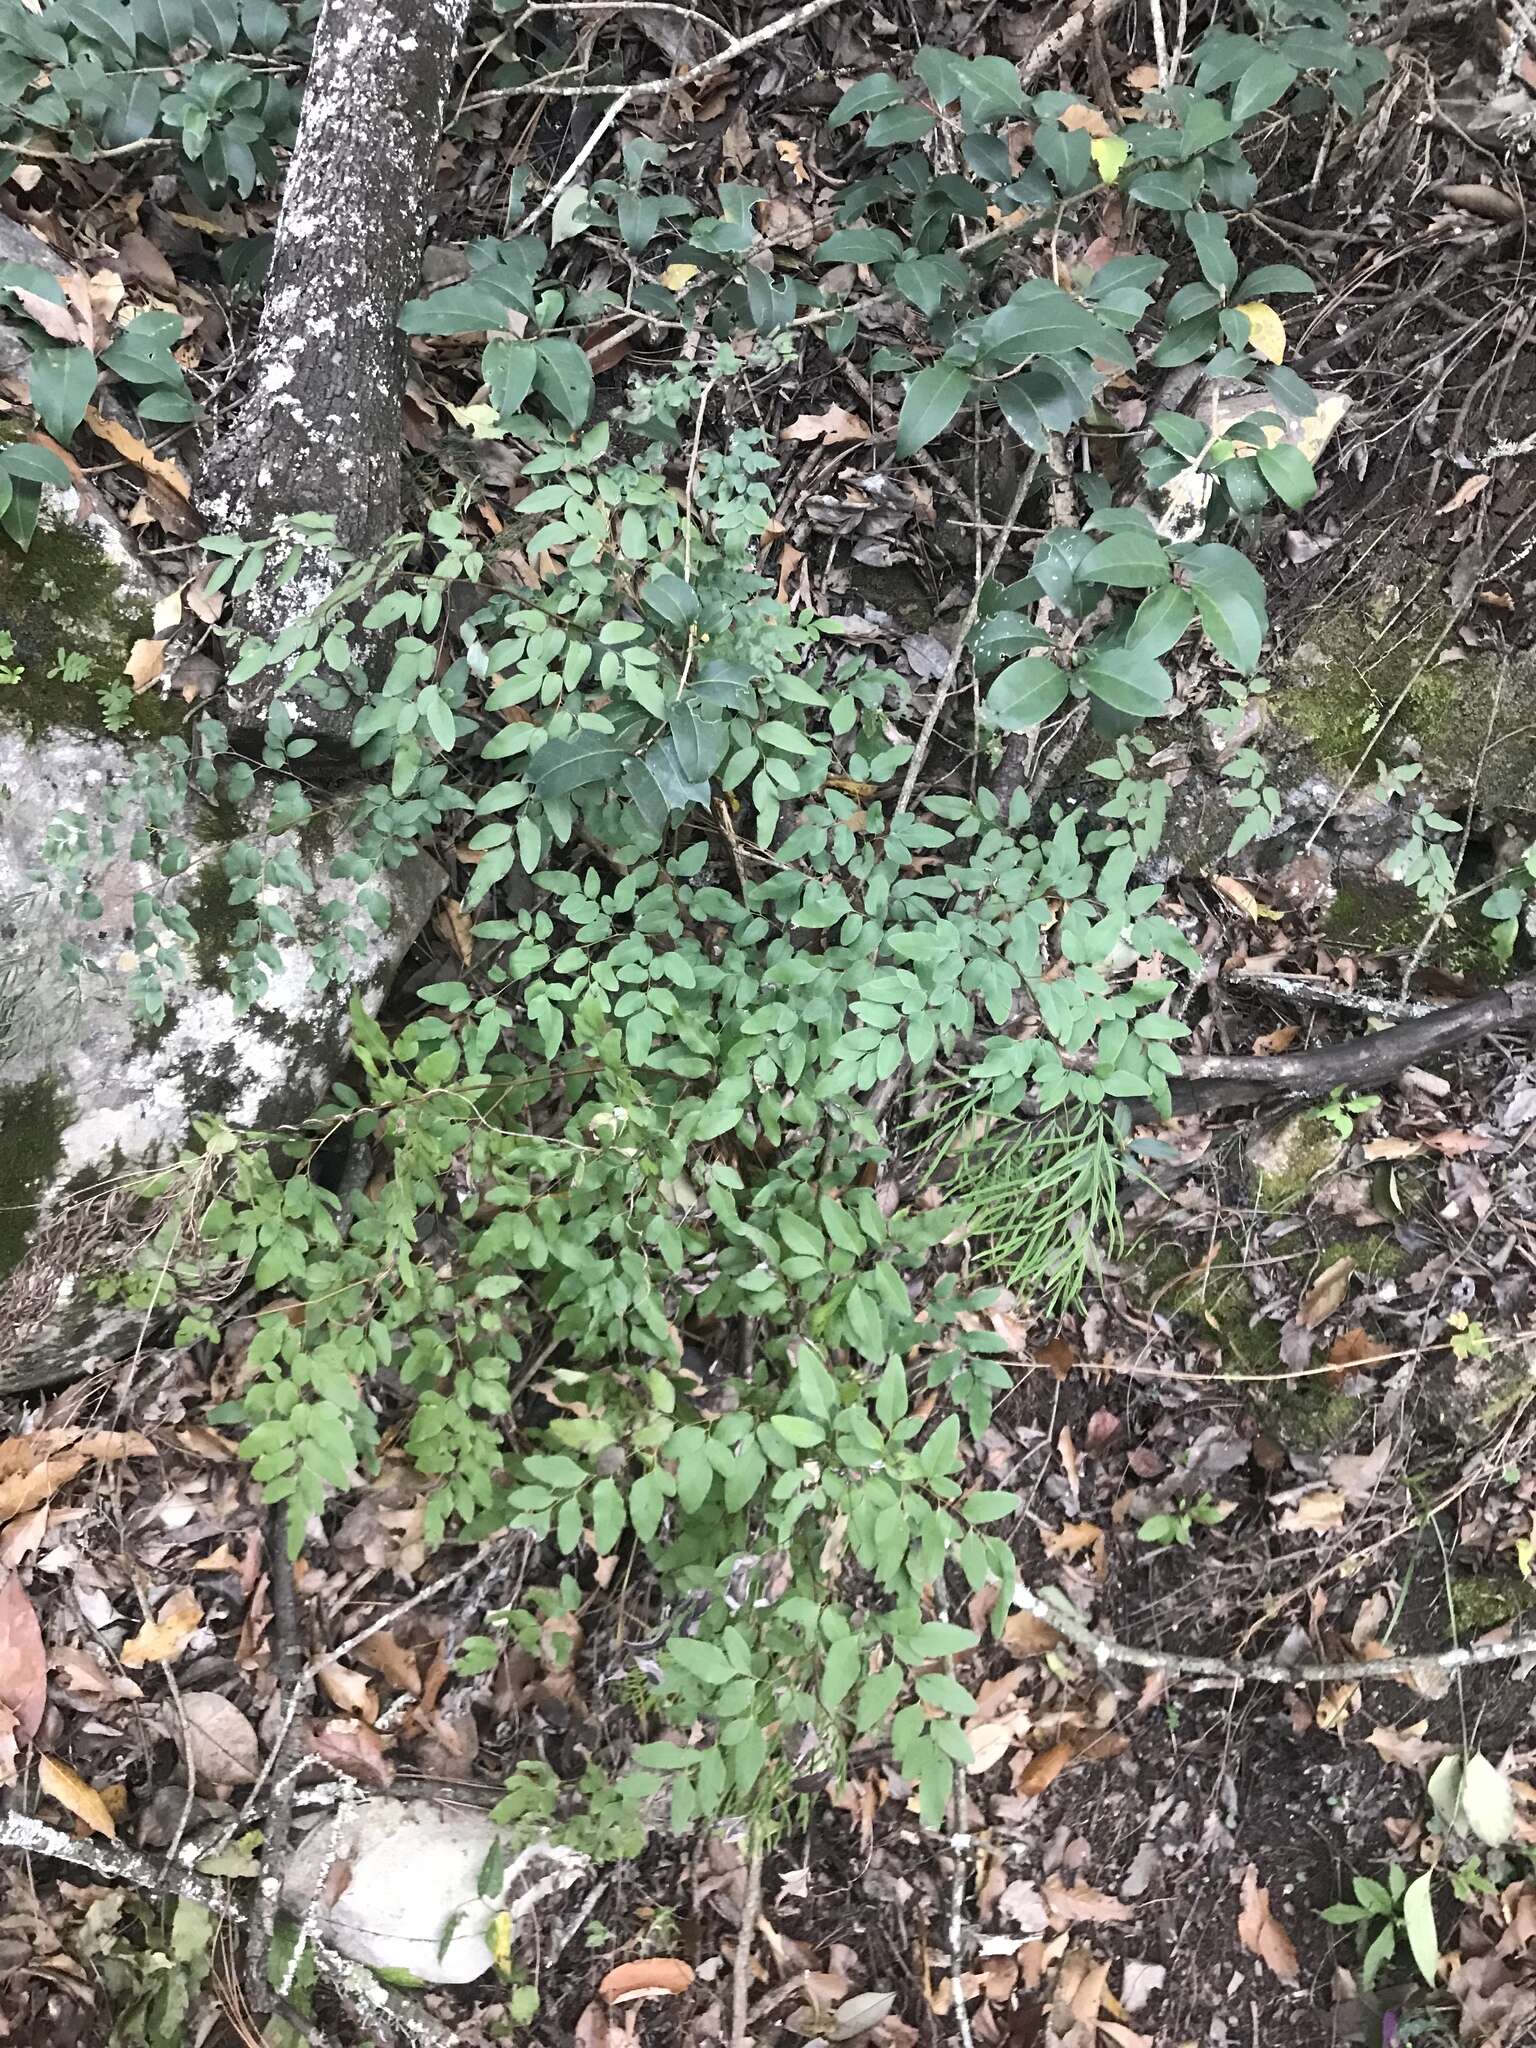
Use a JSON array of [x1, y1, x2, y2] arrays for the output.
[[245, 1505, 309, 2014], [729, 1833, 765, 2048], [1015, 1582, 1536, 1691], [516, 0, 841, 228], [893, 458, 1039, 816]]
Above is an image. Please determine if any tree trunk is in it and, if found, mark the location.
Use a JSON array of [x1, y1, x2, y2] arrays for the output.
[[198, 0, 467, 743]]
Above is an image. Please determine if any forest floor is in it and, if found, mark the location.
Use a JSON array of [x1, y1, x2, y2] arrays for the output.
[[6, 5, 1536, 2048]]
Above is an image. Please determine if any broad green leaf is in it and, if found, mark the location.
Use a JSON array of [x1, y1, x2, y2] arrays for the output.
[[821, 1635, 864, 1711], [865, 105, 936, 148], [0, 441, 71, 488], [1081, 529, 1170, 589], [27, 343, 97, 444], [899, 1621, 977, 1660], [817, 226, 903, 265], [669, 1636, 734, 1686], [829, 73, 904, 127], [533, 337, 594, 426], [1184, 210, 1238, 293], [1402, 1871, 1438, 1987], [1230, 53, 1298, 125], [527, 730, 629, 797], [895, 360, 969, 457], [1186, 574, 1263, 672], [1127, 584, 1195, 656], [641, 570, 699, 628], [983, 655, 1069, 731], [1080, 646, 1171, 719], [993, 366, 1085, 452], [483, 336, 537, 417], [1255, 440, 1316, 508]]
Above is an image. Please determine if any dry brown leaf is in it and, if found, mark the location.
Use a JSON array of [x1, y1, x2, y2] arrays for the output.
[[1362, 1136, 1423, 1161], [1126, 62, 1162, 90], [1041, 1519, 1102, 1560], [434, 897, 474, 968], [178, 1693, 260, 1786], [1277, 1488, 1346, 1532], [964, 1707, 1031, 1775], [0, 1429, 153, 1522], [1423, 1127, 1496, 1156], [1213, 875, 1281, 922], [781, 404, 871, 445], [115, 230, 178, 293], [1367, 1721, 1453, 1771], [1059, 101, 1111, 135], [0, 1569, 46, 1741], [1327, 1327, 1389, 1369], [1042, 1877, 1135, 1928], [308, 1717, 395, 1788], [1299, 1254, 1353, 1328], [84, 404, 193, 500], [1253, 1023, 1300, 1056], [599, 1958, 695, 2003], [12, 282, 86, 344], [1014, 1740, 1075, 1799], [125, 638, 166, 689], [121, 1587, 203, 1668], [355, 1630, 422, 1696], [318, 1662, 379, 1724], [1329, 1437, 1394, 1502], [39, 1753, 117, 1838], [1002, 1611, 1063, 1657], [1237, 1864, 1298, 1982]]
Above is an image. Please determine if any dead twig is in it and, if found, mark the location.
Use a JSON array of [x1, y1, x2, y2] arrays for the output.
[[0, 1810, 457, 2048], [1015, 1582, 1536, 1691], [1172, 975, 1536, 1109], [728, 1832, 765, 2048], [893, 459, 1038, 816], [244, 1504, 310, 2014]]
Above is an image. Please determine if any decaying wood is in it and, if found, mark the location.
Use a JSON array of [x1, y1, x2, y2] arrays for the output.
[[198, 0, 468, 742], [1174, 976, 1536, 1110]]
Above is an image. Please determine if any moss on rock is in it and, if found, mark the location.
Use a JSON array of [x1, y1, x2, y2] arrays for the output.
[[0, 1075, 69, 1280], [1249, 1112, 1346, 1212], [1281, 592, 1536, 810], [0, 518, 183, 743], [1447, 1571, 1536, 1636]]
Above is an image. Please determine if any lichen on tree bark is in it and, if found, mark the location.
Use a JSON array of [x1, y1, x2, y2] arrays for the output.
[[198, 0, 468, 741]]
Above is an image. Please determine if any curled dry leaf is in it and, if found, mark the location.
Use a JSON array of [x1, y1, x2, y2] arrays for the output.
[[598, 1957, 695, 2003], [0, 1569, 47, 1741], [1237, 1863, 1298, 1983], [125, 638, 166, 689], [1014, 1739, 1076, 1799], [39, 1753, 118, 1838], [1299, 1255, 1353, 1329], [1042, 1876, 1135, 1928], [84, 404, 193, 500], [309, 1717, 396, 1789], [782, 404, 871, 445], [1277, 1489, 1345, 1532], [0, 1429, 154, 1523], [121, 1587, 203, 1668], [178, 1693, 260, 1786], [1367, 1721, 1453, 1772]]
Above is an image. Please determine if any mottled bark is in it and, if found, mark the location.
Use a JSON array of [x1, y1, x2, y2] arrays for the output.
[[199, 0, 467, 741]]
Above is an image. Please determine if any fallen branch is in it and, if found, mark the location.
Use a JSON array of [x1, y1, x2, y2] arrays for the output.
[[1016, 1583, 1536, 1692], [0, 1809, 457, 2048], [1172, 976, 1536, 1110]]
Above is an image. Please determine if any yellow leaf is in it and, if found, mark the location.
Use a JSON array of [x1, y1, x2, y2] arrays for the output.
[[1091, 136, 1131, 185], [1234, 300, 1285, 365], [39, 1753, 117, 1838], [659, 262, 699, 292], [84, 405, 192, 501], [121, 1587, 203, 1668], [125, 638, 165, 690]]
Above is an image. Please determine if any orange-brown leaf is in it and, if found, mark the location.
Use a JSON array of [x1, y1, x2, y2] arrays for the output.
[[598, 1958, 695, 2003], [39, 1753, 118, 1838], [1237, 1863, 1298, 1982]]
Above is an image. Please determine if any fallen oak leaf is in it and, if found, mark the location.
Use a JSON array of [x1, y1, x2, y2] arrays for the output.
[[177, 1693, 260, 1786], [39, 1753, 118, 1838], [1237, 1863, 1297, 1983], [1366, 1721, 1454, 1772]]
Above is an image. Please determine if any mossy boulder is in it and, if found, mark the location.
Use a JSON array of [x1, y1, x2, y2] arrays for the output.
[[0, 508, 444, 1391], [1249, 1111, 1347, 1212]]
